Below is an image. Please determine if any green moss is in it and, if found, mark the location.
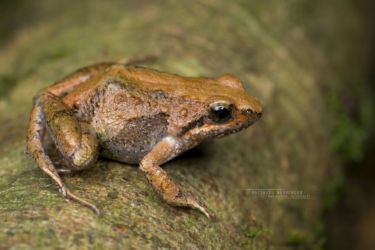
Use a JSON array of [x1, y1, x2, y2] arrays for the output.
[[286, 230, 309, 246], [242, 225, 264, 239], [285, 229, 326, 250], [107, 190, 119, 199], [185, 216, 198, 229], [322, 167, 345, 209], [327, 86, 374, 163]]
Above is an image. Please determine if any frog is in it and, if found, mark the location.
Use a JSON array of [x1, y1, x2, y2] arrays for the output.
[[26, 62, 262, 218]]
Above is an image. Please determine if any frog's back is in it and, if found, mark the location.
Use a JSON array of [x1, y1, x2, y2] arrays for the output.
[[64, 63, 248, 107], [109, 64, 261, 113], [107, 64, 243, 102]]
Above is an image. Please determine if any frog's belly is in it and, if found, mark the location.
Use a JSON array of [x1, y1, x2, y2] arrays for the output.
[[97, 114, 168, 164], [100, 142, 152, 164]]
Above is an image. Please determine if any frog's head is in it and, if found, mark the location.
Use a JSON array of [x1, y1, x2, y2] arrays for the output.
[[193, 74, 262, 139]]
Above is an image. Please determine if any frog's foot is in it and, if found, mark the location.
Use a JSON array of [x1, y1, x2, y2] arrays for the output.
[[146, 171, 211, 218], [143, 166, 211, 218], [61, 186, 100, 215], [168, 191, 211, 218]]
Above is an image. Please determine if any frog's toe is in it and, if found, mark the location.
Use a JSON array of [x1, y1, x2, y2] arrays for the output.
[[184, 193, 211, 218], [63, 189, 101, 215], [169, 191, 211, 218], [191, 201, 211, 218]]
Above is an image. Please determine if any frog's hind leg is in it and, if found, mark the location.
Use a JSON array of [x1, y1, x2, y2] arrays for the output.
[[27, 92, 100, 215], [26, 63, 114, 214]]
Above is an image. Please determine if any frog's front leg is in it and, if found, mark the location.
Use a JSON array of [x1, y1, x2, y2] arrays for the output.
[[140, 136, 210, 218], [27, 91, 99, 214]]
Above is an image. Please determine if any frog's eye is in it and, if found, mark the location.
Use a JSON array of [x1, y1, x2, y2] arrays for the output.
[[209, 102, 233, 123]]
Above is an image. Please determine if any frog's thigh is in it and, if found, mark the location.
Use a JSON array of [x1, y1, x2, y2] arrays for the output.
[[38, 92, 98, 172], [140, 136, 210, 217]]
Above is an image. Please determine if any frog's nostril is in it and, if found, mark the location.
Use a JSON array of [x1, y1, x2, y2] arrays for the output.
[[243, 109, 262, 121], [245, 109, 253, 115]]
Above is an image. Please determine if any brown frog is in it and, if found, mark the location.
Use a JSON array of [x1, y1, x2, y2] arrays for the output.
[[26, 63, 262, 217]]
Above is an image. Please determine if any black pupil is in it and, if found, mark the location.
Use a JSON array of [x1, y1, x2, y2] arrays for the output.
[[211, 104, 232, 123]]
